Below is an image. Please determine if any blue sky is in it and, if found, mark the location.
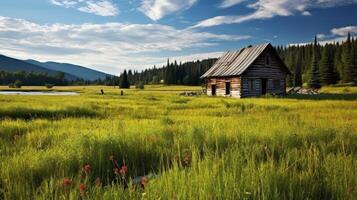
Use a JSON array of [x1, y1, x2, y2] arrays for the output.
[[0, 0, 357, 74]]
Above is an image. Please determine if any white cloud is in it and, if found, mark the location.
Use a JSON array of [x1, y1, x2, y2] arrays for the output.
[[316, 33, 325, 39], [139, 0, 198, 21], [78, 1, 119, 16], [192, 0, 357, 28], [301, 11, 311, 16], [50, 0, 119, 16], [0, 16, 250, 74], [50, 0, 78, 7], [331, 26, 357, 36], [219, 0, 246, 8]]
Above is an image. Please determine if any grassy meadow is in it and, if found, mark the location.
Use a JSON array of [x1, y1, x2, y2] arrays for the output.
[[0, 85, 356, 200]]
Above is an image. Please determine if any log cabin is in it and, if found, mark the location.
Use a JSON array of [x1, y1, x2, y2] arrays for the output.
[[201, 43, 291, 98]]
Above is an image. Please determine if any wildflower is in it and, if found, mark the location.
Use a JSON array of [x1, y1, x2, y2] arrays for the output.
[[348, 186, 353, 194], [79, 183, 86, 197], [120, 165, 128, 177], [95, 177, 102, 187], [63, 178, 72, 187], [13, 134, 21, 141], [109, 155, 114, 161], [82, 164, 92, 174], [141, 176, 149, 189], [114, 168, 120, 176], [183, 154, 191, 166]]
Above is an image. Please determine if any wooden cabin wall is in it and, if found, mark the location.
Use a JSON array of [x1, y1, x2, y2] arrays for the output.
[[241, 50, 287, 97], [206, 77, 241, 98], [241, 78, 262, 97]]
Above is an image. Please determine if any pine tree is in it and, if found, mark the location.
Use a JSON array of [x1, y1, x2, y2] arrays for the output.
[[308, 36, 321, 89], [119, 70, 130, 89], [320, 44, 337, 85], [128, 70, 133, 83], [352, 37, 357, 84], [334, 43, 342, 81], [294, 52, 303, 87], [342, 33, 354, 83], [164, 59, 175, 85]]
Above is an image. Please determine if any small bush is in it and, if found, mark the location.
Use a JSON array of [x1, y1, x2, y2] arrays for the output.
[[342, 87, 350, 93], [14, 80, 22, 88], [45, 84, 54, 89], [135, 82, 145, 89], [8, 81, 22, 88]]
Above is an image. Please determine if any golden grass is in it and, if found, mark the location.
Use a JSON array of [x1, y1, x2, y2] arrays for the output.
[[0, 85, 356, 199]]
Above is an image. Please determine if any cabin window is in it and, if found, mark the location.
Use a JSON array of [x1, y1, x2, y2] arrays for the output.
[[265, 55, 271, 66], [273, 79, 281, 90], [225, 82, 231, 95]]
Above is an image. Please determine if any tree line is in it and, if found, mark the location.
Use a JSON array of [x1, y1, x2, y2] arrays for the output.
[[278, 33, 357, 88], [0, 71, 70, 86], [117, 58, 217, 88]]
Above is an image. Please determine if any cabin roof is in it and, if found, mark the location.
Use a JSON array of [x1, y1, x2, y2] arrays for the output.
[[200, 43, 290, 78]]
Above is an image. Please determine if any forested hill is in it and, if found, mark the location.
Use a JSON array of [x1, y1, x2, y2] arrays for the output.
[[124, 34, 356, 87], [0, 55, 78, 81], [26, 60, 110, 81]]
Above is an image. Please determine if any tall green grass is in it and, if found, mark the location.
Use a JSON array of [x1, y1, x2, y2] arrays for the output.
[[0, 86, 356, 199]]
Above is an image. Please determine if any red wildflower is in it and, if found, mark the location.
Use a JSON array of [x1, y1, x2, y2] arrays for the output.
[[114, 168, 120, 176], [141, 176, 149, 189], [79, 183, 86, 197], [120, 165, 128, 177], [82, 164, 92, 174], [63, 178, 72, 187]]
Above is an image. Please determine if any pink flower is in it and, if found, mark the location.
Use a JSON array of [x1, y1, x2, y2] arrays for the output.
[[63, 178, 72, 187], [120, 165, 128, 177], [82, 164, 92, 174]]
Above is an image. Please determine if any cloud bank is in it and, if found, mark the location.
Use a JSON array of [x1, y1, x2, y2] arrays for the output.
[[0, 16, 249, 74]]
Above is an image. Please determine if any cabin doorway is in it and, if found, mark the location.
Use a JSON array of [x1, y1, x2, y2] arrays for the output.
[[211, 85, 216, 96], [225, 82, 231, 95], [261, 78, 267, 95]]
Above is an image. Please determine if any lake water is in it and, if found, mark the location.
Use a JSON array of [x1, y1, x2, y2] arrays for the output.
[[0, 91, 79, 96]]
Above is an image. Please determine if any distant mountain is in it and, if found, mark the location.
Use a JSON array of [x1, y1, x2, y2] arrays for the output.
[[26, 60, 111, 81], [0, 55, 78, 81]]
